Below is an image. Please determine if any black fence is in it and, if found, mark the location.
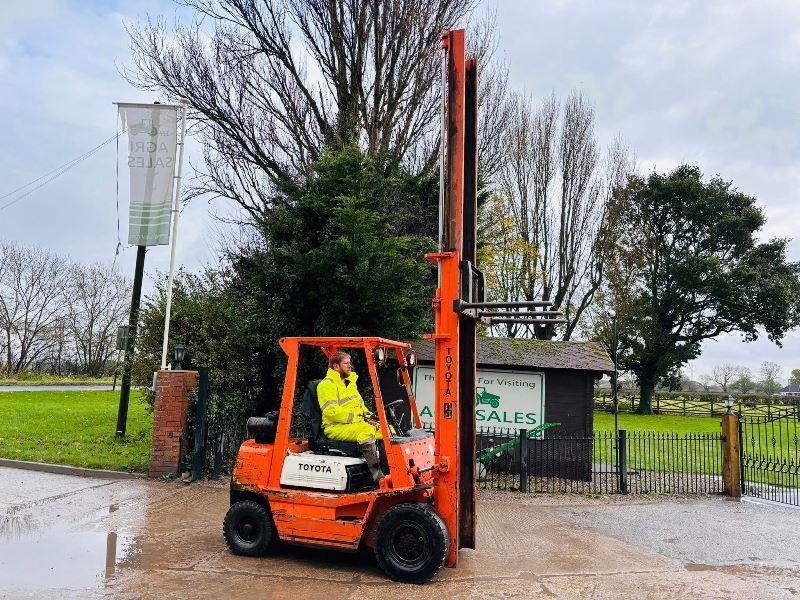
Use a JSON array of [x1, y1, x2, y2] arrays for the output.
[[187, 376, 725, 496], [740, 407, 800, 506], [476, 428, 723, 496], [596, 393, 798, 419]]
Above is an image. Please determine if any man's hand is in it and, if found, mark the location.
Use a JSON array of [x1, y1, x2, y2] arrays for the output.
[[368, 419, 380, 429]]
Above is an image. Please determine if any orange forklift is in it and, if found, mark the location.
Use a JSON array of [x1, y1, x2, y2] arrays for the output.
[[223, 29, 565, 583]]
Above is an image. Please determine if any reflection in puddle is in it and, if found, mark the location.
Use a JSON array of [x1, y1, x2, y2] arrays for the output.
[[0, 504, 134, 589]]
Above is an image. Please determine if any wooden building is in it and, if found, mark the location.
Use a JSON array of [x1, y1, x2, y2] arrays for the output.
[[410, 337, 613, 435]]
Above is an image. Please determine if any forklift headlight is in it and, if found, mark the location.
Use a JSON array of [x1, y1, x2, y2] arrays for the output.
[[373, 346, 387, 365], [405, 350, 418, 368]]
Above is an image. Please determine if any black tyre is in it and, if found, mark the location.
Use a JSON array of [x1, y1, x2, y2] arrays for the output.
[[374, 502, 449, 584], [223, 500, 275, 557]]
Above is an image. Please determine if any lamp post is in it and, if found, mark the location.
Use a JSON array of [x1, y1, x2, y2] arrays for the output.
[[723, 394, 735, 415], [609, 310, 619, 437], [173, 342, 187, 370]]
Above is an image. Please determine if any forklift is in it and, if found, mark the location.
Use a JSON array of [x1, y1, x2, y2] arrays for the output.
[[223, 29, 565, 583]]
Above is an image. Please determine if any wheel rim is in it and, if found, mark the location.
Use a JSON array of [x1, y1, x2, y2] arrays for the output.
[[390, 520, 430, 568], [235, 515, 261, 545]]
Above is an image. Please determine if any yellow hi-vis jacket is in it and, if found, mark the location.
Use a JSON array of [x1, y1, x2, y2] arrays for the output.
[[317, 368, 371, 429]]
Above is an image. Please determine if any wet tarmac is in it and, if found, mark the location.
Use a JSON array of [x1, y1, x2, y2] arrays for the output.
[[0, 466, 798, 599]]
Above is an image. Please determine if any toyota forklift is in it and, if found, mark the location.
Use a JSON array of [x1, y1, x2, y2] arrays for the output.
[[223, 29, 565, 583]]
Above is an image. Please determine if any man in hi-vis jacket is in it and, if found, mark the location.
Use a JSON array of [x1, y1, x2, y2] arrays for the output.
[[317, 351, 383, 481]]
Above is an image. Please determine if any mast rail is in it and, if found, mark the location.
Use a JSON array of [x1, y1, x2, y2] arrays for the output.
[[487, 318, 569, 325], [477, 310, 562, 317], [459, 300, 553, 309]]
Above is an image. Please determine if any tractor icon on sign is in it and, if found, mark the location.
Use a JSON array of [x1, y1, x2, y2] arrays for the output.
[[476, 387, 500, 409]]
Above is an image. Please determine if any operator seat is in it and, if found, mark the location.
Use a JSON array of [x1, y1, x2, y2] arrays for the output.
[[301, 379, 361, 457]]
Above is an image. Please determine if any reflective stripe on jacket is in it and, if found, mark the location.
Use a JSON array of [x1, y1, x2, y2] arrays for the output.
[[317, 368, 370, 429]]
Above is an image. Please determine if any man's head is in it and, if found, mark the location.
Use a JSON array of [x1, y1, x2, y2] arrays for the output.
[[329, 351, 352, 377]]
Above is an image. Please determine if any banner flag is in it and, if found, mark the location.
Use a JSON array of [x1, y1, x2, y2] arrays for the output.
[[118, 104, 178, 246]]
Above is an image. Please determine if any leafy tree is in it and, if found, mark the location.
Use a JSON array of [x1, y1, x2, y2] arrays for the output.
[[789, 368, 800, 386], [609, 165, 800, 413], [132, 268, 254, 393], [732, 367, 756, 394], [136, 147, 437, 411], [234, 148, 435, 399], [757, 361, 783, 396]]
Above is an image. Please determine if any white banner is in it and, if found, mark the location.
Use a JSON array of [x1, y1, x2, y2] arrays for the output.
[[118, 104, 178, 246], [413, 366, 545, 433]]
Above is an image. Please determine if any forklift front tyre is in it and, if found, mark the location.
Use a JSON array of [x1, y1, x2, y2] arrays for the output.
[[374, 503, 449, 584], [223, 500, 275, 557]]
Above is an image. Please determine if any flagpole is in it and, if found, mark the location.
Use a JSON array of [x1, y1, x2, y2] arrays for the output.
[[160, 98, 189, 370]]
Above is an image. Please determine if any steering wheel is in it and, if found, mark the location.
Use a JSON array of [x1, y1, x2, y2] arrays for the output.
[[383, 399, 408, 436]]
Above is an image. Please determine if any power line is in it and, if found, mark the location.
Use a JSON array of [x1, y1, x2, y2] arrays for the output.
[[0, 130, 125, 211]]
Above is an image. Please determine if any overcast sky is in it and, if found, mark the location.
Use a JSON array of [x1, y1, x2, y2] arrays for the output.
[[1, 0, 799, 382]]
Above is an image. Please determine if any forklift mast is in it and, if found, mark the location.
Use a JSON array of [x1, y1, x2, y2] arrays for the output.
[[430, 30, 568, 568], [425, 29, 478, 566]]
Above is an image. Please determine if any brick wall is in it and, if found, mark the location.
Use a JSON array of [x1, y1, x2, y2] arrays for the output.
[[148, 370, 198, 478]]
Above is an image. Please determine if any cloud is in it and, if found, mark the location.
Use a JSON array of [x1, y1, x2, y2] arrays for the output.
[[497, 0, 800, 376], [0, 0, 798, 376], [0, 0, 218, 292]]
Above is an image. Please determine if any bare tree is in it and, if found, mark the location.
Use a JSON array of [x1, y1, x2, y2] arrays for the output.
[[125, 0, 506, 221], [0, 241, 70, 374], [712, 362, 737, 392], [64, 263, 131, 377], [698, 373, 713, 392], [488, 91, 634, 340]]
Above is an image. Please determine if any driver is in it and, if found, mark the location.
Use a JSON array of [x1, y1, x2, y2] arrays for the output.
[[317, 351, 384, 482]]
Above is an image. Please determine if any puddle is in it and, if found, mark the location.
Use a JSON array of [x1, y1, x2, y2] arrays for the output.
[[0, 504, 135, 590]]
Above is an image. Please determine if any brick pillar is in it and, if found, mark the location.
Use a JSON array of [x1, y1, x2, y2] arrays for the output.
[[149, 370, 198, 478]]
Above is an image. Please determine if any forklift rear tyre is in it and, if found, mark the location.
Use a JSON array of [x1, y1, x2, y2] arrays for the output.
[[374, 503, 449, 584], [223, 500, 275, 557]]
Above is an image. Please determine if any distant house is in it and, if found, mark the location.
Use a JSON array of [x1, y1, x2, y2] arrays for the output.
[[778, 384, 800, 397]]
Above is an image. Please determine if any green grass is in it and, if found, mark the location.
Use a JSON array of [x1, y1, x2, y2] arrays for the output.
[[593, 411, 720, 434], [0, 373, 114, 386], [0, 390, 152, 472], [591, 411, 723, 476]]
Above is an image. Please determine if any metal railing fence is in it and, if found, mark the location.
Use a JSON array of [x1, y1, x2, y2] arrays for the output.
[[475, 428, 723, 496], [595, 392, 798, 418]]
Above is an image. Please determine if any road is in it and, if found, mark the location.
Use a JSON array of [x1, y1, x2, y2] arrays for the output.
[[0, 467, 798, 599]]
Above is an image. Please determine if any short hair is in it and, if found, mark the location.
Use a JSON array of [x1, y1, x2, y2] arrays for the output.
[[329, 351, 351, 369]]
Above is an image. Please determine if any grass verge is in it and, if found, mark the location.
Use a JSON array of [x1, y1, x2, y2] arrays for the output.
[[0, 390, 151, 472], [0, 373, 114, 386], [593, 411, 720, 434]]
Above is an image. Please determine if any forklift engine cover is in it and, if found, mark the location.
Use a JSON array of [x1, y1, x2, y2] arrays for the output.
[[280, 451, 370, 491]]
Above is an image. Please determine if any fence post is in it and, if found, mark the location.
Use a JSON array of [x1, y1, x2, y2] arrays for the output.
[[683, 396, 687, 416], [617, 429, 628, 494], [191, 367, 210, 481], [721, 412, 742, 498], [518, 429, 528, 493], [656, 395, 660, 414]]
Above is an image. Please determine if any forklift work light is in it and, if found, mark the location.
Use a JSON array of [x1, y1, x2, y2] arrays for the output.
[[373, 346, 387, 365], [406, 350, 418, 368]]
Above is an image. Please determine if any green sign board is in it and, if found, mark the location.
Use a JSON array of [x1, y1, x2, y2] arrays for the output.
[[412, 366, 545, 434]]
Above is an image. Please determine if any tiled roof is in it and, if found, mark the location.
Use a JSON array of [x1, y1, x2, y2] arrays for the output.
[[780, 384, 800, 393], [409, 337, 614, 373]]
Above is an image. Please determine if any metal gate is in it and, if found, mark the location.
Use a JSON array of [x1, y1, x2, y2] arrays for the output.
[[740, 406, 800, 506]]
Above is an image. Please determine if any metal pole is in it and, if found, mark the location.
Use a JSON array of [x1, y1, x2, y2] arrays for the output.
[[612, 313, 619, 437], [160, 99, 190, 369], [116, 245, 146, 437]]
